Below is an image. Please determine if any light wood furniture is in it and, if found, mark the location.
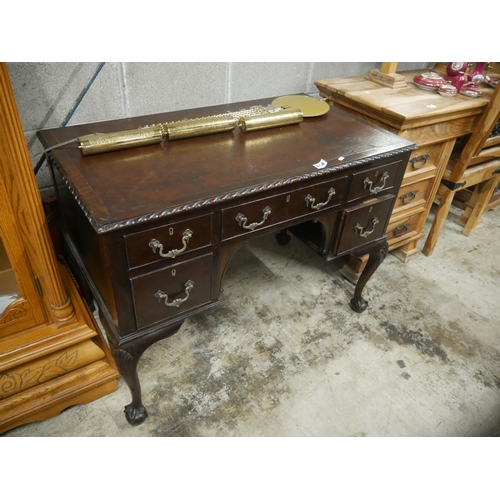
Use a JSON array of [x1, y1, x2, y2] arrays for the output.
[[0, 62, 119, 434], [315, 69, 496, 271], [367, 62, 407, 89], [423, 84, 500, 255], [38, 98, 414, 425]]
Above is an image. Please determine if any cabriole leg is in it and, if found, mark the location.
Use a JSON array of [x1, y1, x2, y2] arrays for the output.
[[350, 238, 388, 313], [112, 321, 184, 425], [114, 347, 148, 425]]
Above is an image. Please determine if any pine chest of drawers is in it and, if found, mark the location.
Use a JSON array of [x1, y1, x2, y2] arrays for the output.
[[38, 97, 415, 425]]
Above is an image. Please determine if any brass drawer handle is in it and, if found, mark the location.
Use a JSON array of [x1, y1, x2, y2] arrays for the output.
[[399, 189, 418, 204], [236, 206, 271, 231], [409, 154, 429, 170], [149, 229, 193, 259], [363, 172, 389, 194], [354, 217, 379, 238], [392, 223, 409, 237], [155, 280, 194, 308], [305, 187, 336, 210]]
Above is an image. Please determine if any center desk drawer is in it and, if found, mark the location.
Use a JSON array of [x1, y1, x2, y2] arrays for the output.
[[348, 160, 402, 202], [222, 176, 349, 240], [125, 214, 212, 269], [336, 195, 394, 254], [131, 254, 213, 330]]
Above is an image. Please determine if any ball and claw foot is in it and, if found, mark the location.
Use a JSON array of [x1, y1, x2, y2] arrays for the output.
[[350, 296, 368, 313], [124, 402, 148, 425], [276, 231, 291, 246]]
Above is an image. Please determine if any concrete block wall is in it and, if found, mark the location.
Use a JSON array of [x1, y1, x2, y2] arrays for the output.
[[6, 62, 431, 197]]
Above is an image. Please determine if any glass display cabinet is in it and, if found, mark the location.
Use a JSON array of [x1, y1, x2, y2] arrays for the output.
[[0, 62, 119, 434]]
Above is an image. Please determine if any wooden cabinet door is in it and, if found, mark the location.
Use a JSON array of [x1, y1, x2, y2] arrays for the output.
[[0, 190, 47, 336]]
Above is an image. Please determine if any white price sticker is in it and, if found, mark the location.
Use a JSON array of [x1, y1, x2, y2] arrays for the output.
[[313, 159, 328, 169]]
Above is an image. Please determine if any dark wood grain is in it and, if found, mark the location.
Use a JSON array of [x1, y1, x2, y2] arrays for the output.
[[39, 97, 414, 233]]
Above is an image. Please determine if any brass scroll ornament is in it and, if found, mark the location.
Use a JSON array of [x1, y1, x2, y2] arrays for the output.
[[149, 229, 193, 259], [354, 217, 379, 238], [363, 172, 389, 194], [155, 280, 194, 308], [236, 206, 272, 231], [77, 107, 303, 156], [305, 187, 335, 210]]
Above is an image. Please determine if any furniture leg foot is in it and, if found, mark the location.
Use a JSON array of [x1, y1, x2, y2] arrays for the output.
[[350, 296, 368, 313], [124, 402, 148, 426], [114, 347, 148, 425], [276, 229, 291, 246], [350, 238, 388, 313]]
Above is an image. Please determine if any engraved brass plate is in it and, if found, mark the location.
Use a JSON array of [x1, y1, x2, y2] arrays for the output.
[[271, 95, 330, 117]]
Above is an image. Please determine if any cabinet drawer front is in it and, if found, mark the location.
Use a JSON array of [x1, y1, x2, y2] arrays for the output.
[[131, 254, 212, 329], [348, 160, 401, 202], [125, 214, 212, 269], [405, 143, 440, 178], [337, 195, 394, 254], [222, 194, 289, 240], [392, 177, 434, 214], [287, 176, 349, 219], [387, 212, 421, 247]]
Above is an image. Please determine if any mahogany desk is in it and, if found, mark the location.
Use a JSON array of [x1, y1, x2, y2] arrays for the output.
[[38, 98, 415, 425]]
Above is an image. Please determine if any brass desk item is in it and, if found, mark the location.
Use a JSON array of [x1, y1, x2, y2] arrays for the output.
[[271, 95, 330, 117], [77, 105, 305, 156], [75, 95, 329, 156]]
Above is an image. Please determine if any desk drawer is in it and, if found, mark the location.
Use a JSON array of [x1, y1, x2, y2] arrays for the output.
[[222, 177, 349, 241], [131, 254, 213, 329], [222, 193, 290, 240], [348, 160, 402, 202], [337, 195, 394, 254], [287, 176, 349, 219], [125, 214, 212, 269]]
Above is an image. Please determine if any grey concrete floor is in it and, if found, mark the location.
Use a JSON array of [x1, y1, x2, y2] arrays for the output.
[[3, 204, 500, 437]]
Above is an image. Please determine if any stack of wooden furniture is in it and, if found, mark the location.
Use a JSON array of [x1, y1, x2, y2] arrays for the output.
[[315, 65, 497, 277], [0, 63, 119, 434]]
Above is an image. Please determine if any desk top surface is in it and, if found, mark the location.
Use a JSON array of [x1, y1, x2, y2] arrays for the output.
[[38, 96, 415, 233], [315, 70, 495, 129]]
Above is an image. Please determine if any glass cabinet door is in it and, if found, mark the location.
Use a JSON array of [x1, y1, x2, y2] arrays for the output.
[[0, 234, 21, 317], [0, 225, 45, 336]]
